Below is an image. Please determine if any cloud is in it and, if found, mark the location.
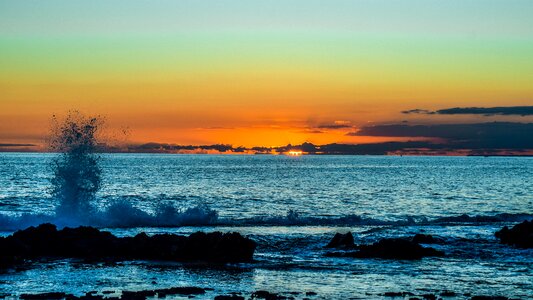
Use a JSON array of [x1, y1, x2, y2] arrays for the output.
[[316, 120, 353, 129], [402, 106, 533, 116], [349, 122, 533, 149], [317, 124, 353, 129], [436, 106, 533, 116], [401, 109, 435, 115], [0, 143, 36, 147], [298, 129, 325, 134]]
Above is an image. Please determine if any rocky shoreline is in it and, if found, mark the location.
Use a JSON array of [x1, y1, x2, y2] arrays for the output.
[[7, 287, 520, 300], [0, 224, 256, 268], [0, 221, 531, 299]]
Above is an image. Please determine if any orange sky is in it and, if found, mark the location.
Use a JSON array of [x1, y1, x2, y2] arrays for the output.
[[1, 1, 532, 148]]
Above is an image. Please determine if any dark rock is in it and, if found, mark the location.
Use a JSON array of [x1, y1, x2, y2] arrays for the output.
[[215, 295, 245, 300], [79, 295, 103, 300], [121, 290, 155, 300], [330, 238, 444, 260], [326, 232, 355, 248], [251, 290, 289, 299], [154, 286, 206, 296], [305, 291, 317, 296], [20, 292, 67, 300], [471, 296, 509, 300], [495, 220, 533, 248], [422, 294, 437, 300], [412, 234, 438, 244], [383, 292, 403, 297], [101, 290, 115, 294], [440, 291, 456, 297], [0, 224, 256, 264]]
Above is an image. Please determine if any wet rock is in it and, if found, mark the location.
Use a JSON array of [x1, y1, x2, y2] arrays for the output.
[[0, 224, 256, 264], [305, 291, 317, 296], [215, 295, 245, 300], [101, 290, 115, 294], [79, 295, 103, 300], [383, 292, 414, 297], [251, 290, 291, 299], [121, 290, 155, 300], [326, 232, 355, 248], [19, 292, 67, 300], [422, 294, 437, 300], [329, 238, 443, 260], [495, 220, 533, 248], [154, 286, 206, 296], [470, 296, 509, 300], [412, 234, 439, 244]]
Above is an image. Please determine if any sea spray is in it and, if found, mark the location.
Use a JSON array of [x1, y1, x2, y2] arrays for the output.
[[49, 112, 103, 226]]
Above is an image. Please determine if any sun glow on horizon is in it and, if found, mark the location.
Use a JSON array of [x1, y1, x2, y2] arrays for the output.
[[286, 150, 303, 156]]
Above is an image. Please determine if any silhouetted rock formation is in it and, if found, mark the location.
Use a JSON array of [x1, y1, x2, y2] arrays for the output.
[[412, 233, 439, 244], [18, 286, 207, 300], [495, 220, 533, 248], [215, 295, 245, 300], [326, 234, 444, 260], [0, 224, 256, 267], [326, 232, 355, 248]]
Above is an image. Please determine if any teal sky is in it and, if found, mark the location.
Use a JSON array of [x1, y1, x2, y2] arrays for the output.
[[1, 0, 533, 37]]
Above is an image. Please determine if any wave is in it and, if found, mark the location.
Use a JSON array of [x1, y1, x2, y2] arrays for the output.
[[214, 211, 533, 227], [1, 207, 531, 231], [0, 202, 218, 231]]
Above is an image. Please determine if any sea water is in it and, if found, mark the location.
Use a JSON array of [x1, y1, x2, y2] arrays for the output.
[[0, 153, 531, 298]]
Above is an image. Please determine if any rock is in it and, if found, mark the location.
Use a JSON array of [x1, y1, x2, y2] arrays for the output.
[[215, 295, 245, 300], [0, 224, 256, 265], [154, 286, 206, 296], [121, 290, 155, 300], [328, 238, 444, 260], [383, 292, 414, 297], [251, 290, 290, 299], [326, 232, 355, 248], [495, 220, 533, 248], [440, 291, 457, 297], [412, 234, 438, 244], [471, 296, 509, 300], [19, 293, 67, 300]]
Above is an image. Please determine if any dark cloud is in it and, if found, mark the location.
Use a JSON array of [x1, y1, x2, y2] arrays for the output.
[[349, 122, 533, 149], [298, 130, 325, 134], [402, 106, 533, 116], [401, 109, 435, 115], [317, 124, 353, 129], [436, 106, 533, 116]]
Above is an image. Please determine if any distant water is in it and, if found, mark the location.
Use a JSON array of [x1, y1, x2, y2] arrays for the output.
[[0, 153, 532, 298]]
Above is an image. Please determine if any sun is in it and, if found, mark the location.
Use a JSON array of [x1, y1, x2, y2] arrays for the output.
[[286, 150, 303, 156]]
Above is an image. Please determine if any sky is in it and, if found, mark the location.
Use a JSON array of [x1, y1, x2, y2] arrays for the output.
[[1, 0, 532, 149]]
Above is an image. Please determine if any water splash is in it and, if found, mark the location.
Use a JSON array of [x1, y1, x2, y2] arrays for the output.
[[0, 111, 220, 230], [49, 111, 103, 225]]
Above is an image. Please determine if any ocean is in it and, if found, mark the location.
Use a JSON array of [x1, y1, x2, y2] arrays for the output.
[[0, 153, 532, 299]]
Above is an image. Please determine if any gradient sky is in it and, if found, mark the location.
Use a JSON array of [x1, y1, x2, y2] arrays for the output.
[[1, 0, 533, 147]]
